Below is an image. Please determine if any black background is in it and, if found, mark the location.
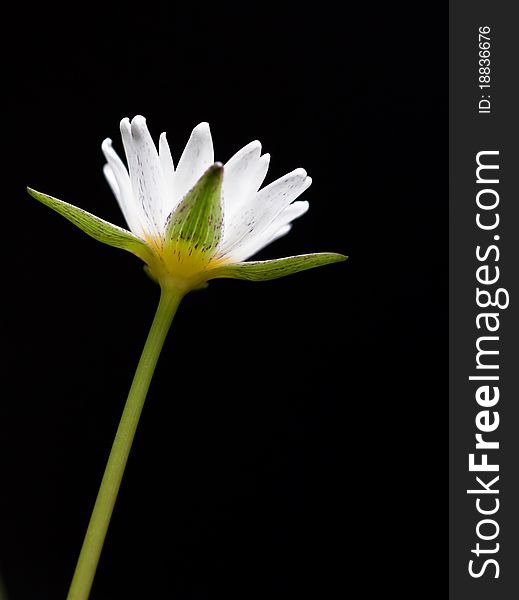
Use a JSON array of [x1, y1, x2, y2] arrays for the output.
[[1, 3, 446, 599]]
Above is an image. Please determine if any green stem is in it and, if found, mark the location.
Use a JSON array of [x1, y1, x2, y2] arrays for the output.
[[66, 282, 184, 600]]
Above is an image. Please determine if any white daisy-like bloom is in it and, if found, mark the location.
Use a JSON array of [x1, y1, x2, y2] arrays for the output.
[[28, 116, 345, 292], [102, 116, 310, 264]]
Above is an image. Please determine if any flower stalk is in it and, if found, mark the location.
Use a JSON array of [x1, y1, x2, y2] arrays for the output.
[[66, 281, 184, 600]]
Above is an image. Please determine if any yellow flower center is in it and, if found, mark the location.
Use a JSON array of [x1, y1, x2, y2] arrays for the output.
[[144, 235, 228, 291]]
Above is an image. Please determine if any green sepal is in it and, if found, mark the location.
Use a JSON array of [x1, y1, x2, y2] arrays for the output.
[[207, 252, 347, 282], [164, 163, 223, 257], [27, 187, 155, 263]]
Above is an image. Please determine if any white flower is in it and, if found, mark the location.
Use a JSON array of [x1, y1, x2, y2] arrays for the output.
[[28, 116, 345, 292]]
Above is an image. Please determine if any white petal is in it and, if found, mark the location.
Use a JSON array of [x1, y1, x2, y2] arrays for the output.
[[225, 225, 292, 263], [159, 132, 176, 214], [159, 132, 175, 173], [221, 168, 311, 253], [224, 200, 309, 262], [223, 141, 262, 216], [252, 153, 270, 195], [172, 122, 214, 207], [120, 116, 165, 238], [269, 224, 292, 244], [103, 163, 119, 199], [248, 223, 293, 256], [101, 138, 145, 237]]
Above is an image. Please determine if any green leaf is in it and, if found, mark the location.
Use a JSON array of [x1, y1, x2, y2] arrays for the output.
[[207, 252, 347, 282], [164, 163, 223, 257], [27, 187, 154, 262]]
